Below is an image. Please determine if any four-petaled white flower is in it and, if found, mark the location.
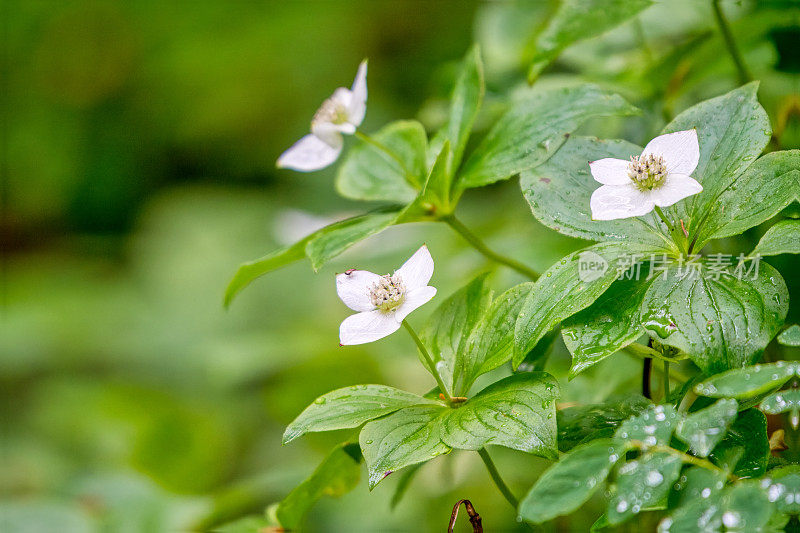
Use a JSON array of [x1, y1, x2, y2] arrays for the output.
[[337, 245, 437, 345], [277, 60, 368, 172], [589, 129, 703, 221]]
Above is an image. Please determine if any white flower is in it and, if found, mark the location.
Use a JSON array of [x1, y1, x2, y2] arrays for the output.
[[277, 60, 368, 172], [589, 129, 703, 221], [337, 245, 437, 345]]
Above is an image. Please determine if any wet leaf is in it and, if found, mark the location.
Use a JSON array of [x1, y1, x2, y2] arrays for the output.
[[752, 219, 800, 257], [615, 404, 681, 447], [709, 409, 769, 479], [694, 361, 796, 399], [557, 395, 651, 452], [778, 325, 800, 347], [759, 389, 800, 415], [607, 452, 682, 525], [675, 399, 738, 457]]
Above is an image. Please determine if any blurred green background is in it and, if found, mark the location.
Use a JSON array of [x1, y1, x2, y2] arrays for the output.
[[3, 1, 798, 531]]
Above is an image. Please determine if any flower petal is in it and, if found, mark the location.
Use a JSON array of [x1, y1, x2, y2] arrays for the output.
[[651, 173, 703, 208], [589, 158, 631, 185], [394, 286, 437, 322], [339, 310, 400, 345], [277, 134, 343, 172], [641, 129, 699, 175], [394, 245, 434, 290], [590, 184, 654, 221], [336, 270, 381, 312], [347, 59, 368, 126]]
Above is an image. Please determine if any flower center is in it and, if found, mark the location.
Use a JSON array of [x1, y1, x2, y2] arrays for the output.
[[627, 154, 667, 191], [312, 97, 348, 127], [369, 274, 406, 311]]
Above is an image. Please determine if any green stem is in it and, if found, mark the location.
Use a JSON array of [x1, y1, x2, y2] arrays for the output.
[[402, 320, 453, 402], [663, 361, 671, 403], [354, 130, 414, 182], [711, 0, 752, 85], [477, 448, 518, 509], [634, 442, 737, 482], [443, 215, 539, 280]]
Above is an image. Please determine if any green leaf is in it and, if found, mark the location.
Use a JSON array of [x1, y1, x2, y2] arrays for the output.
[[698, 150, 800, 247], [360, 405, 449, 489], [760, 389, 800, 415], [274, 442, 362, 529], [282, 385, 436, 444], [520, 135, 670, 248], [606, 452, 683, 525], [428, 45, 484, 178], [640, 261, 788, 374], [518, 438, 628, 524], [709, 409, 769, 479], [459, 85, 640, 189], [675, 399, 738, 457], [763, 466, 800, 515], [420, 273, 492, 394], [557, 395, 651, 453], [439, 372, 559, 457], [336, 120, 427, 202], [527, 0, 652, 81], [563, 272, 658, 377], [457, 282, 533, 395], [225, 209, 400, 306], [718, 482, 773, 531], [778, 325, 800, 347], [694, 362, 796, 400], [514, 241, 662, 366], [667, 466, 728, 510], [615, 404, 680, 447], [659, 84, 771, 245], [416, 141, 454, 216], [752, 219, 800, 257]]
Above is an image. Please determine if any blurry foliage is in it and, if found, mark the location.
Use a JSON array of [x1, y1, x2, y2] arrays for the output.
[[3, 0, 798, 531]]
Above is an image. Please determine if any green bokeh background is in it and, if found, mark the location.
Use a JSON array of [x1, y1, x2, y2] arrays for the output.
[[3, 1, 798, 531]]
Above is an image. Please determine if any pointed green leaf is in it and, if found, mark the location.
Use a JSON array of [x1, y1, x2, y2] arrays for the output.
[[778, 325, 800, 347], [336, 120, 427, 202], [640, 261, 788, 374], [694, 362, 796, 400], [676, 399, 738, 457], [752, 219, 800, 257], [557, 395, 651, 453], [428, 45, 484, 178], [360, 405, 449, 489], [607, 452, 682, 525], [759, 389, 800, 415], [667, 466, 728, 510], [439, 372, 559, 456], [615, 405, 680, 447], [520, 136, 670, 248], [274, 442, 362, 529], [282, 385, 436, 444], [420, 272, 492, 393], [514, 241, 662, 366], [224, 239, 309, 307], [709, 409, 769, 479], [459, 85, 640, 189], [519, 438, 629, 524], [417, 141, 454, 215], [528, 0, 652, 81]]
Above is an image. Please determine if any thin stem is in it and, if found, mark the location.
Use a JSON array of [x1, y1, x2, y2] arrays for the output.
[[443, 215, 539, 280], [402, 320, 452, 402], [642, 357, 652, 399], [711, 0, 752, 85], [678, 389, 697, 414], [477, 448, 518, 509], [663, 361, 671, 403], [354, 130, 414, 182]]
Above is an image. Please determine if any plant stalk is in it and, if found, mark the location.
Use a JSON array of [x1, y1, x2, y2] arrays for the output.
[[443, 215, 539, 280], [477, 448, 519, 509], [402, 320, 453, 402], [711, 0, 752, 85], [663, 360, 671, 402], [642, 357, 652, 399]]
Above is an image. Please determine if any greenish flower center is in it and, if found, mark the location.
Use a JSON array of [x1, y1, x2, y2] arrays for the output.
[[313, 97, 349, 127], [369, 274, 405, 311], [627, 154, 667, 191]]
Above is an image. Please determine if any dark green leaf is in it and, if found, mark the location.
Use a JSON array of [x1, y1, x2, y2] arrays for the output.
[[607, 452, 682, 525], [694, 362, 796, 399], [274, 442, 362, 529], [640, 262, 788, 374], [752, 219, 800, 257], [360, 405, 449, 489], [675, 399, 738, 457], [615, 405, 680, 447], [514, 241, 662, 366], [518, 438, 629, 524], [282, 385, 436, 444], [709, 409, 769, 478], [520, 136, 670, 248], [336, 120, 427, 202], [439, 372, 559, 457], [557, 395, 651, 453], [459, 85, 640, 189]]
